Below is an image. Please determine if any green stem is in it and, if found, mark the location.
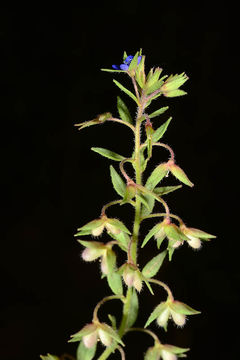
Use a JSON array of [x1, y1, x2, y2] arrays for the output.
[[97, 92, 145, 360], [126, 327, 161, 344], [140, 212, 184, 225], [92, 295, 124, 323]]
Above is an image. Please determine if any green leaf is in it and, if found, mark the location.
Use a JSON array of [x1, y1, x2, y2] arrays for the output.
[[169, 300, 201, 315], [145, 302, 167, 328], [145, 163, 168, 191], [117, 96, 133, 124], [40, 355, 59, 360], [165, 89, 187, 97], [107, 218, 131, 234], [144, 278, 154, 295], [75, 218, 105, 236], [110, 165, 126, 197], [69, 324, 97, 342], [108, 314, 117, 329], [91, 147, 125, 161], [148, 106, 169, 119], [169, 164, 194, 187], [108, 231, 129, 251], [77, 240, 105, 249], [128, 51, 139, 71], [146, 76, 168, 95], [142, 250, 167, 278], [154, 185, 182, 196], [107, 271, 123, 295], [136, 193, 150, 210], [186, 227, 216, 239], [165, 224, 182, 241], [76, 341, 97, 360], [141, 223, 162, 248], [113, 79, 138, 104], [162, 345, 190, 355], [100, 323, 124, 346], [152, 117, 172, 143], [124, 288, 139, 328], [140, 193, 155, 217], [106, 249, 117, 274]]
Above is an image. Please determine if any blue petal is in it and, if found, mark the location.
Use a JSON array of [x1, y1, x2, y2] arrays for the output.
[[137, 56, 142, 64], [124, 55, 134, 65], [112, 64, 120, 69], [120, 64, 129, 70]]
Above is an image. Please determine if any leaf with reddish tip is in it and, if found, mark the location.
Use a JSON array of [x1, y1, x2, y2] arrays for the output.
[[169, 163, 194, 187]]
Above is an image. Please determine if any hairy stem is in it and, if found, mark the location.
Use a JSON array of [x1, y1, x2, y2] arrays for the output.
[[98, 92, 146, 360]]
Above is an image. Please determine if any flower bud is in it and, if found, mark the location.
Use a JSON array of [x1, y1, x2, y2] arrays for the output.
[[157, 307, 170, 327], [82, 247, 104, 262], [105, 222, 121, 235], [100, 252, 108, 274], [161, 349, 177, 360], [123, 266, 135, 287], [98, 328, 112, 347], [172, 240, 184, 248], [187, 235, 202, 249], [170, 310, 186, 327], [91, 224, 105, 236], [122, 264, 142, 292], [82, 330, 98, 348]]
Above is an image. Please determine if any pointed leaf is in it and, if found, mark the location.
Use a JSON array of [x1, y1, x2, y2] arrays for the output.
[[164, 224, 182, 241], [76, 341, 97, 360], [162, 345, 190, 355], [108, 314, 117, 329], [107, 218, 131, 234], [106, 249, 117, 274], [145, 163, 168, 191], [142, 250, 167, 278], [110, 165, 126, 197], [140, 193, 155, 217], [100, 323, 124, 346], [128, 51, 139, 71], [107, 271, 123, 295], [124, 288, 139, 328], [77, 240, 105, 249], [169, 164, 194, 187], [101, 68, 125, 73], [152, 117, 172, 143], [144, 279, 154, 295], [69, 324, 97, 342], [170, 300, 201, 315], [154, 185, 182, 196], [187, 227, 216, 239], [91, 147, 125, 161], [141, 223, 162, 248], [108, 231, 129, 251], [164, 89, 187, 97], [40, 355, 59, 360], [117, 96, 133, 124], [113, 79, 138, 104], [145, 302, 167, 328], [168, 246, 175, 261], [136, 193, 150, 210], [148, 106, 169, 119]]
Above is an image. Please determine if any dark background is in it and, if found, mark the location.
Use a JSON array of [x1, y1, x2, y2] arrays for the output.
[[1, 3, 239, 360]]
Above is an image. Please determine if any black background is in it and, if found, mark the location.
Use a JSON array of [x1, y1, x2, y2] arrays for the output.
[[1, 3, 239, 360]]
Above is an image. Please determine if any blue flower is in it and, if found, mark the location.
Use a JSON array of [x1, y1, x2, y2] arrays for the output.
[[112, 55, 142, 70]]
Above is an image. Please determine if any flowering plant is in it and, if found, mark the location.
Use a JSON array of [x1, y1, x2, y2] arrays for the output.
[[41, 50, 215, 360]]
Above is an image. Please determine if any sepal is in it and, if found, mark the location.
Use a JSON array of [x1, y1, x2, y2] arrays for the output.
[[40, 355, 59, 360], [75, 113, 112, 131], [161, 73, 188, 98]]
